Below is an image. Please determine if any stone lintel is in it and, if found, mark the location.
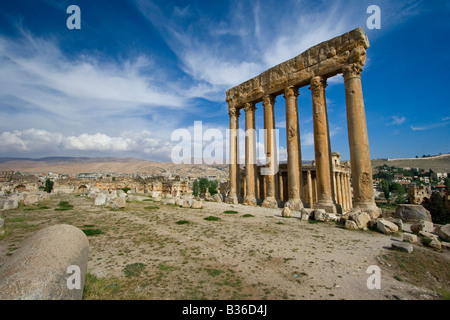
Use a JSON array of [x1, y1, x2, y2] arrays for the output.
[[226, 27, 369, 108]]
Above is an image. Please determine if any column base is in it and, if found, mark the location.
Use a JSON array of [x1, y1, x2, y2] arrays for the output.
[[353, 202, 381, 219], [284, 198, 303, 211], [314, 201, 337, 214], [243, 196, 257, 206], [225, 194, 239, 204], [262, 197, 278, 209]]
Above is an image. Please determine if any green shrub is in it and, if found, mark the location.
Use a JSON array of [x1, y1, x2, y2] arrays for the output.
[[204, 216, 220, 221]]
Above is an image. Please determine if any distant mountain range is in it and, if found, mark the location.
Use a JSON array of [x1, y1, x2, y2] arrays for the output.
[[0, 157, 228, 177]]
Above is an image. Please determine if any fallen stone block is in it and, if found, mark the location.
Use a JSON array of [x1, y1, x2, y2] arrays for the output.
[[111, 197, 126, 210], [350, 211, 371, 230], [437, 224, 450, 242], [391, 242, 413, 253], [0, 224, 89, 300], [345, 220, 358, 230], [395, 204, 432, 222], [314, 209, 326, 222], [282, 207, 291, 218], [387, 217, 403, 231], [411, 220, 434, 234], [94, 194, 107, 206], [402, 233, 418, 244], [377, 219, 399, 235], [191, 200, 203, 209]]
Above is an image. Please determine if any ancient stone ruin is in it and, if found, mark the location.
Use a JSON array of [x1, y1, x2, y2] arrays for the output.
[[225, 27, 380, 218]]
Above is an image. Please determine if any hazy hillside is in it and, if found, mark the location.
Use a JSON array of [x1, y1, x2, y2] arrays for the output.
[[371, 154, 450, 173], [0, 157, 228, 177]]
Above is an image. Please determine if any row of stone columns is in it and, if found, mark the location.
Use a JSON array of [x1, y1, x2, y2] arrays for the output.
[[226, 62, 379, 217]]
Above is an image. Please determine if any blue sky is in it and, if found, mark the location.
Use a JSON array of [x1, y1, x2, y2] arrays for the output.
[[0, 0, 449, 162]]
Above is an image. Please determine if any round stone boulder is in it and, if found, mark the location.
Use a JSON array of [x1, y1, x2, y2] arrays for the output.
[[394, 204, 432, 222], [0, 224, 89, 300]]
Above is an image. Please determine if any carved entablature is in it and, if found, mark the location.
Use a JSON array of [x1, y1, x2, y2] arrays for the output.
[[226, 27, 369, 106]]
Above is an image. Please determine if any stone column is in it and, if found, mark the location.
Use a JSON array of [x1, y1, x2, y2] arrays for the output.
[[262, 95, 278, 208], [310, 76, 337, 213], [346, 173, 353, 210], [338, 172, 348, 211], [342, 47, 380, 218], [307, 170, 313, 208], [225, 105, 240, 204], [243, 102, 257, 206], [335, 172, 342, 208], [284, 86, 303, 210]]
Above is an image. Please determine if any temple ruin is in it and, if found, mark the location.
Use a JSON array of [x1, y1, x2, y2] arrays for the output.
[[225, 27, 380, 217]]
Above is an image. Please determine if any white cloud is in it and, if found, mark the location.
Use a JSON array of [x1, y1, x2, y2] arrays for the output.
[[389, 116, 407, 125], [0, 129, 175, 161]]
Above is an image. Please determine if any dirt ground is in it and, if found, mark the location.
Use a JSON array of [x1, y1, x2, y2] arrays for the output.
[[1, 193, 449, 300]]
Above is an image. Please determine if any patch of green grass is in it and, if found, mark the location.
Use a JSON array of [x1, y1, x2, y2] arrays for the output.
[[242, 214, 254, 218], [204, 216, 221, 221], [276, 222, 284, 225], [308, 220, 319, 224], [54, 201, 73, 211], [23, 206, 50, 211], [144, 206, 160, 210], [82, 229, 103, 236], [205, 268, 224, 277], [224, 210, 238, 214], [176, 220, 190, 225], [123, 263, 146, 277], [436, 288, 450, 300], [393, 274, 403, 282]]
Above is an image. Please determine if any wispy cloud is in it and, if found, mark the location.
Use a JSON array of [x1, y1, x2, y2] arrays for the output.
[[410, 120, 450, 131], [389, 116, 407, 125]]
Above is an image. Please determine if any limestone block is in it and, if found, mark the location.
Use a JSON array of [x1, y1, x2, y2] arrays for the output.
[[213, 194, 222, 203], [191, 200, 203, 209], [0, 224, 89, 300], [391, 242, 413, 253], [282, 207, 291, 218], [410, 220, 434, 234], [94, 194, 107, 206], [377, 219, 399, 235], [350, 211, 371, 229], [403, 233, 418, 244], [301, 213, 310, 221], [314, 209, 326, 222], [441, 242, 450, 250], [163, 199, 176, 205], [437, 224, 450, 242], [345, 220, 358, 230], [301, 208, 315, 219], [324, 213, 338, 222], [181, 199, 193, 208], [394, 204, 432, 222], [3, 199, 18, 210], [387, 217, 403, 231], [112, 197, 126, 210], [24, 194, 39, 206]]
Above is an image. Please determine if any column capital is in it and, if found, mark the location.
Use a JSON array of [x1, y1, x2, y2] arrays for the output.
[[228, 106, 240, 118], [309, 76, 327, 98], [342, 63, 363, 79], [284, 86, 299, 99], [262, 94, 276, 108], [244, 102, 256, 113]]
